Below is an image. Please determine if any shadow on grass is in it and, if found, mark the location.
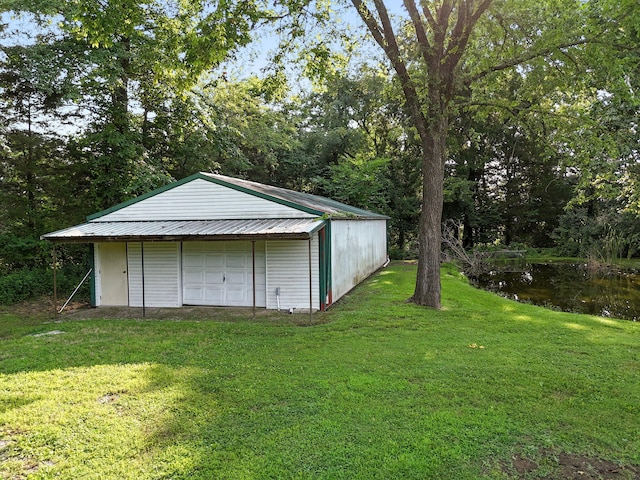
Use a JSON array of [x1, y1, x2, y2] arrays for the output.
[[1, 263, 639, 478], [0, 393, 41, 415]]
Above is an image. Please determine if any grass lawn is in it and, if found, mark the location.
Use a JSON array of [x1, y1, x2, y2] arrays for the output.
[[1, 262, 639, 479]]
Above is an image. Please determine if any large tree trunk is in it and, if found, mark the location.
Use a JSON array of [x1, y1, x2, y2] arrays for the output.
[[350, 0, 493, 309], [413, 112, 447, 308]]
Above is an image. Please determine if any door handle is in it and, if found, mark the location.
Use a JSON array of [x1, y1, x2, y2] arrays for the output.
[[223, 273, 226, 282]]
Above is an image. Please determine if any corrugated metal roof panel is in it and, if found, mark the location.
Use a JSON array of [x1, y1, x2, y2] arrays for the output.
[[201, 173, 389, 219], [84, 172, 390, 222], [42, 218, 325, 243]]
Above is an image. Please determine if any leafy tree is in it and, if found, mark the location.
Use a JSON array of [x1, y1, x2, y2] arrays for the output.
[[348, 0, 631, 307], [197, 78, 301, 185], [0, 42, 77, 236], [315, 154, 391, 211], [2, 0, 280, 209], [446, 104, 576, 249], [289, 70, 422, 254], [350, 0, 499, 307], [544, 0, 640, 257], [139, 93, 222, 181]]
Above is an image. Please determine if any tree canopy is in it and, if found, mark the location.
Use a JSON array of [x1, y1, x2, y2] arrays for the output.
[[1, 0, 638, 306], [347, 0, 639, 307]]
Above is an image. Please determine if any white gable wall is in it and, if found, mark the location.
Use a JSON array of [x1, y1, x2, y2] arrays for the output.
[[265, 236, 320, 311], [331, 219, 387, 301], [97, 179, 315, 221]]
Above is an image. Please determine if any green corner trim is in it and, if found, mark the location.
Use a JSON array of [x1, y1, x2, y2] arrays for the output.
[[89, 243, 96, 307], [318, 221, 332, 311], [326, 221, 332, 305]]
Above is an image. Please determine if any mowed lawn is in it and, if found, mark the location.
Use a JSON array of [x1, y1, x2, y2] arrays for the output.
[[1, 263, 639, 479]]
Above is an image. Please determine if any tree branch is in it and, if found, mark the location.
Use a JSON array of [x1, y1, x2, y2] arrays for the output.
[[437, 0, 455, 28], [443, 0, 493, 92], [433, 0, 453, 61], [403, 0, 432, 65], [350, 0, 386, 49], [465, 38, 591, 85], [351, 0, 429, 149], [372, 0, 399, 54], [420, 2, 436, 30]]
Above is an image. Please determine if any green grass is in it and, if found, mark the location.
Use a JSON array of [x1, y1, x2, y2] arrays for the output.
[[1, 262, 639, 479]]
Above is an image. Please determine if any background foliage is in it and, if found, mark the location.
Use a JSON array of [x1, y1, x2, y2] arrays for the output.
[[1, 0, 639, 303]]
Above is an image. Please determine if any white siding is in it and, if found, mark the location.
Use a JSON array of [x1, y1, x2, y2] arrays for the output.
[[331, 219, 387, 301], [127, 243, 143, 306], [94, 245, 102, 306], [97, 179, 314, 221], [128, 242, 181, 307], [266, 236, 319, 311]]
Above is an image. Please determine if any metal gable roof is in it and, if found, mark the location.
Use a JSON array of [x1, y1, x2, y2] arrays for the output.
[[42, 218, 325, 243], [42, 173, 387, 243], [86, 172, 389, 222], [201, 173, 389, 220]]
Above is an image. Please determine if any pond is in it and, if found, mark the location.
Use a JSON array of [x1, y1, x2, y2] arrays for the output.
[[471, 261, 640, 321]]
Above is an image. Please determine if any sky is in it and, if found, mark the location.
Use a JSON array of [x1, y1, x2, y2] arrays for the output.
[[1, 2, 409, 100], [215, 2, 401, 86], [1, 2, 410, 67]]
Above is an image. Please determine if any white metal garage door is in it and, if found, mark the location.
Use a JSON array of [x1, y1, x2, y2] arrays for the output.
[[182, 241, 266, 306]]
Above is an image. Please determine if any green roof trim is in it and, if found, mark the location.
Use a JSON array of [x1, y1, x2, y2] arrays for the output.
[[86, 172, 388, 221], [200, 173, 325, 217], [201, 173, 388, 219]]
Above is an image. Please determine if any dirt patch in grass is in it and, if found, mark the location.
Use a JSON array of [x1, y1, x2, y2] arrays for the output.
[[505, 449, 640, 479], [1, 295, 331, 325], [0, 295, 55, 318], [0, 295, 89, 318], [61, 305, 329, 325]]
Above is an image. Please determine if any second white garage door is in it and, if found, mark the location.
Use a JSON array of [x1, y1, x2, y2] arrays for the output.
[[182, 241, 266, 306]]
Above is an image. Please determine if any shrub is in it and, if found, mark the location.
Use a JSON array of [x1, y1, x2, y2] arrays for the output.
[[0, 267, 88, 305], [0, 235, 51, 271]]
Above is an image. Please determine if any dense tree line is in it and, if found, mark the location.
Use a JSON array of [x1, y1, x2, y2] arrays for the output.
[[1, 0, 639, 305]]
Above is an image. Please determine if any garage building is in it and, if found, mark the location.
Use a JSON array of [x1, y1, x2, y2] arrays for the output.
[[42, 173, 388, 312]]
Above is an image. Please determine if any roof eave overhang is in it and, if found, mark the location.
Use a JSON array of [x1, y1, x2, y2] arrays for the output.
[[43, 232, 316, 243]]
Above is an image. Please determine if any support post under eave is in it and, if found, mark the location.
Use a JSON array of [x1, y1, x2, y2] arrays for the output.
[[141, 241, 146, 318], [252, 240, 256, 319], [308, 237, 312, 324], [53, 243, 58, 315]]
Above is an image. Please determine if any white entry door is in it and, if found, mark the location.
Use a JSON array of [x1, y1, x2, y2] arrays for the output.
[[182, 241, 266, 306], [97, 242, 128, 306]]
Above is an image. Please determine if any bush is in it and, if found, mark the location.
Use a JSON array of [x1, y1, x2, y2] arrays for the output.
[[0, 234, 91, 305], [0, 269, 50, 304], [0, 267, 88, 305], [0, 235, 51, 271]]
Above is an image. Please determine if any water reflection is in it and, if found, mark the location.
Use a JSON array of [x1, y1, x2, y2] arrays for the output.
[[471, 261, 640, 321]]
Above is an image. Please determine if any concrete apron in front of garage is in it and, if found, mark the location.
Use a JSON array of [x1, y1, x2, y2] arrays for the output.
[[60, 305, 322, 323]]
